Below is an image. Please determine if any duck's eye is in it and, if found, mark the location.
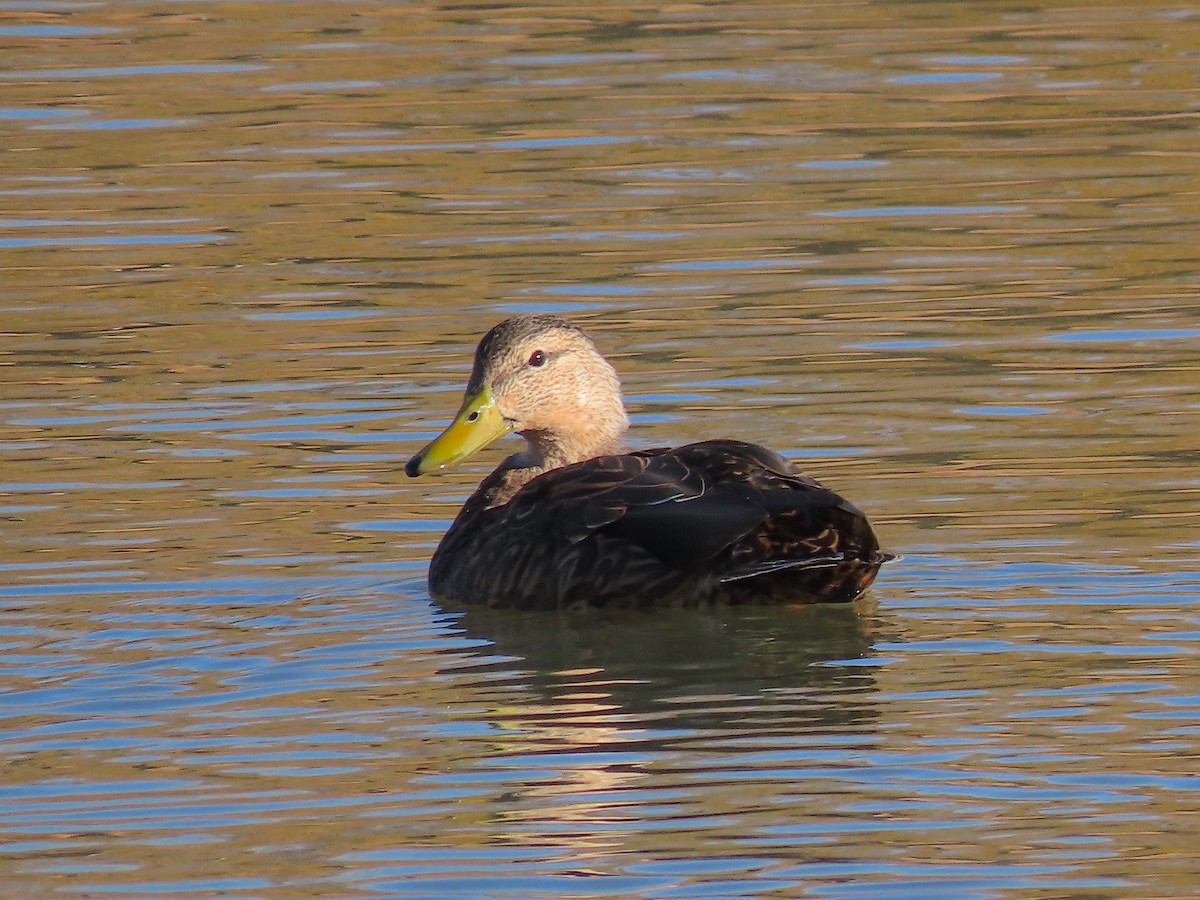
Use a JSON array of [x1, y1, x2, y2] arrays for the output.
[[528, 350, 546, 367]]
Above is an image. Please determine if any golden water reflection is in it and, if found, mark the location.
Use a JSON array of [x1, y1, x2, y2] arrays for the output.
[[2, 0, 1199, 896]]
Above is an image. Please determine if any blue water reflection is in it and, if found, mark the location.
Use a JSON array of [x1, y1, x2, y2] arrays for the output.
[[3, 0, 1200, 896]]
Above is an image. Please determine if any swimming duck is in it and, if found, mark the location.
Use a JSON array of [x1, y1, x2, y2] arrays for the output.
[[406, 315, 889, 609]]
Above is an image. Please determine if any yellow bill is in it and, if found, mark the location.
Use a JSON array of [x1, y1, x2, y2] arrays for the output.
[[405, 386, 512, 477]]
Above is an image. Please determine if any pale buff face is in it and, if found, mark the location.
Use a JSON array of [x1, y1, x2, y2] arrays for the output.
[[480, 322, 620, 437], [463, 315, 629, 466], [407, 315, 631, 479]]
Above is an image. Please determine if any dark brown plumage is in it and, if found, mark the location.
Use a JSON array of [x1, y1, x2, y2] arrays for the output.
[[407, 316, 890, 609]]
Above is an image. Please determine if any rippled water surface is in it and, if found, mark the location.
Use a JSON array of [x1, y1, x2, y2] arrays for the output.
[[3, 1, 1199, 897]]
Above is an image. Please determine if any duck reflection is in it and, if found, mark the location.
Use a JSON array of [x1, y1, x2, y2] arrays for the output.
[[435, 599, 886, 855], [450, 599, 882, 735], [453, 600, 878, 720]]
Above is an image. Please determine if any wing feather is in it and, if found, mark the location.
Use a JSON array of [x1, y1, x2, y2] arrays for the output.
[[429, 439, 886, 608]]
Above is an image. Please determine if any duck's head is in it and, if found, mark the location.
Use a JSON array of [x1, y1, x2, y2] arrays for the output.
[[406, 315, 629, 477]]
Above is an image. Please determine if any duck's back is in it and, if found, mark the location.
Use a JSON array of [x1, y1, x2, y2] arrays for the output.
[[428, 439, 887, 610]]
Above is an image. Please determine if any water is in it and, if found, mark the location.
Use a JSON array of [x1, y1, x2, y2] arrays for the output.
[[3, 1, 1199, 896]]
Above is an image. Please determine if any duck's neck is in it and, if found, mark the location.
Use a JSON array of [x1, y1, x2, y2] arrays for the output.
[[520, 419, 627, 471], [485, 409, 628, 507]]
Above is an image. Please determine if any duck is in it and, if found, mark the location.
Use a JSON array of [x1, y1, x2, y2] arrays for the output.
[[406, 314, 890, 610]]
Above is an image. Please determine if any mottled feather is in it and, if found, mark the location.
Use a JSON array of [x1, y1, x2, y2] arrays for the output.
[[428, 439, 888, 609]]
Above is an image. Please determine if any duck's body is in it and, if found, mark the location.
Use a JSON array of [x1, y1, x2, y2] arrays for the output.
[[407, 315, 888, 609]]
